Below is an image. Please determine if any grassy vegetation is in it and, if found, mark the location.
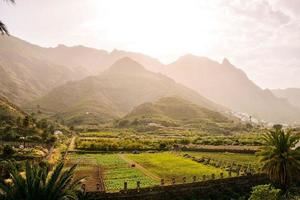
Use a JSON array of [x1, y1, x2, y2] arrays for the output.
[[127, 152, 228, 181], [192, 134, 264, 146], [182, 152, 260, 170]]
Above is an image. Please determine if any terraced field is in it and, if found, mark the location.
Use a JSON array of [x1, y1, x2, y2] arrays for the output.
[[182, 152, 259, 168], [126, 152, 228, 183], [67, 153, 158, 191], [66, 152, 252, 191]]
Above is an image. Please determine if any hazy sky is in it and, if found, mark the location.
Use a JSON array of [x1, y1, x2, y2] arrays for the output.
[[1, 0, 300, 89]]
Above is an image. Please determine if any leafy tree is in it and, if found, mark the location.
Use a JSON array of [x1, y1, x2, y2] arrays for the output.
[[16, 117, 22, 127], [22, 115, 30, 128], [257, 125, 300, 190], [2, 145, 14, 157], [0, 0, 15, 35], [248, 184, 281, 200], [118, 119, 129, 127], [159, 143, 167, 150], [46, 135, 57, 144], [0, 161, 84, 200]]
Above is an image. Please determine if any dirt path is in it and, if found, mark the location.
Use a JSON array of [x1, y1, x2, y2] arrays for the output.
[[97, 165, 105, 192], [68, 136, 76, 151], [118, 154, 160, 181]]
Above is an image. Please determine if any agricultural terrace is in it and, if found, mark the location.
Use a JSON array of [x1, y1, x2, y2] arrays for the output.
[[75, 130, 264, 151], [66, 153, 158, 191], [183, 152, 258, 167], [66, 152, 234, 191], [126, 152, 229, 181]]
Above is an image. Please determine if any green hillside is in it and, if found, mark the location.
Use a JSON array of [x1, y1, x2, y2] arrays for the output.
[[0, 96, 26, 125], [0, 36, 164, 106], [29, 58, 221, 125], [122, 97, 250, 134], [0, 36, 86, 105]]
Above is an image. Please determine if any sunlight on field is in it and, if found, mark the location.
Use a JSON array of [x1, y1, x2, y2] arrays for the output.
[[183, 152, 258, 167], [127, 152, 228, 181]]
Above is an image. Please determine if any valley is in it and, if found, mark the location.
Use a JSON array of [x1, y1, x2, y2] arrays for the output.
[[0, 35, 299, 200]]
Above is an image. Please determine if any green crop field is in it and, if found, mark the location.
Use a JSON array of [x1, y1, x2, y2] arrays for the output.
[[183, 152, 259, 168], [66, 151, 259, 191], [68, 153, 158, 191], [126, 152, 228, 182], [79, 131, 119, 138]]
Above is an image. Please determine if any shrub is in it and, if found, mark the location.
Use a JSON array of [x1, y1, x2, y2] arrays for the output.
[[2, 145, 15, 157], [159, 143, 167, 150], [248, 184, 281, 200]]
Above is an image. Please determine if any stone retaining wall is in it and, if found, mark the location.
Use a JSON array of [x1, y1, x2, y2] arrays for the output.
[[87, 174, 268, 200]]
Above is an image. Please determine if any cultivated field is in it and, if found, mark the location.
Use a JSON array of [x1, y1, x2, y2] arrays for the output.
[[66, 153, 158, 191], [126, 152, 229, 181], [75, 130, 264, 152], [65, 152, 243, 191], [66, 131, 262, 192], [182, 152, 258, 167]]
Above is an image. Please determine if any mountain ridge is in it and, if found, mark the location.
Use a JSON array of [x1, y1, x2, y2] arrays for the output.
[[164, 54, 300, 123], [122, 96, 249, 134], [1, 36, 300, 124], [28, 58, 222, 125]]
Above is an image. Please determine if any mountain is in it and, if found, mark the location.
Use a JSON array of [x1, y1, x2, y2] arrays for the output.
[[272, 88, 300, 110], [164, 54, 300, 123], [127, 96, 227, 121], [0, 96, 26, 125], [0, 36, 87, 105], [43, 46, 164, 74], [0, 36, 164, 105], [123, 96, 248, 134], [29, 58, 220, 125]]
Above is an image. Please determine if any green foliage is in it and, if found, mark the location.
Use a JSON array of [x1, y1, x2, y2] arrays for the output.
[[75, 129, 265, 152], [159, 143, 167, 150], [0, 161, 83, 200], [2, 145, 15, 157], [248, 184, 281, 200], [0, 97, 25, 126], [193, 134, 264, 146], [257, 126, 300, 190], [0, 105, 64, 145], [22, 115, 30, 128]]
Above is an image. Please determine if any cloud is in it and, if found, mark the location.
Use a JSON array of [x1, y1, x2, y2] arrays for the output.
[[221, 0, 290, 27]]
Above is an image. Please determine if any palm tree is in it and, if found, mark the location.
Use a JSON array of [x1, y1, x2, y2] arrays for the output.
[[0, 161, 84, 200], [0, 0, 15, 35], [257, 125, 300, 191]]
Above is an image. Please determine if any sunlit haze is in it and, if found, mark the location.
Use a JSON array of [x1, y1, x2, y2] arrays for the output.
[[1, 0, 300, 88]]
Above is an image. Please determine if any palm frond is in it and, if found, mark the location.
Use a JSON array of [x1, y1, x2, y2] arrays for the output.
[[257, 126, 300, 190], [0, 161, 82, 200], [3, 0, 15, 4], [0, 21, 9, 35]]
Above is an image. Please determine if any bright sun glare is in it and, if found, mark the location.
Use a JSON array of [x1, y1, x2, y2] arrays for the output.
[[88, 0, 222, 62]]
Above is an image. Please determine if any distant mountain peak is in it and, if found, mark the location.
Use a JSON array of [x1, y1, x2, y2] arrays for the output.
[[111, 48, 123, 54], [174, 54, 219, 66], [56, 44, 67, 48], [107, 57, 146, 73], [222, 58, 232, 66]]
